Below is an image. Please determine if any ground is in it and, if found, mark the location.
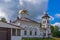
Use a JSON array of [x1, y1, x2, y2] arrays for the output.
[[22, 38, 60, 40]]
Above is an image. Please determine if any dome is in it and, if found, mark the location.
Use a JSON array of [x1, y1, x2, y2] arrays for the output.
[[19, 9, 29, 15]]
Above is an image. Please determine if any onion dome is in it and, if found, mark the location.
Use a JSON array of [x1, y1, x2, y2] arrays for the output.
[[19, 9, 29, 15]]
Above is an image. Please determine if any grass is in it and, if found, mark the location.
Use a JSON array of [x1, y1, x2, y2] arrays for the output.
[[22, 38, 60, 40]]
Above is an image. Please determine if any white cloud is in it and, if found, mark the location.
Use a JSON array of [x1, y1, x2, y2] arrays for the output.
[[36, 15, 54, 21], [19, 0, 23, 6], [19, 0, 48, 5], [20, 0, 37, 4], [0, 11, 6, 17], [0, 0, 18, 21], [4, 0, 11, 2], [0, 0, 19, 21], [0, 0, 49, 22], [19, 0, 49, 21], [27, 0, 37, 4], [36, 16, 42, 20], [49, 16, 54, 21], [53, 22, 60, 27], [55, 14, 60, 18], [0, 8, 6, 18], [0, 8, 9, 21], [27, 0, 48, 4]]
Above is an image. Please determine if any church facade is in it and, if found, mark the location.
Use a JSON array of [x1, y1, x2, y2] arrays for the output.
[[0, 9, 52, 40], [11, 9, 52, 40]]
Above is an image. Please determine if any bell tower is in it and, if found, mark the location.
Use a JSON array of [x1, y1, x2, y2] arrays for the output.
[[42, 12, 50, 28], [18, 9, 29, 18], [41, 12, 51, 38]]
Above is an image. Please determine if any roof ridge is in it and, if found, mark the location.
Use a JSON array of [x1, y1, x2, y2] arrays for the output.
[[0, 21, 23, 29]]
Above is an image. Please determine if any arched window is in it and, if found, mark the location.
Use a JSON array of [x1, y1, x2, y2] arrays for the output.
[[24, 30, 27, 35], [35, 31, 37, 35], [30, 31, 32, 35]]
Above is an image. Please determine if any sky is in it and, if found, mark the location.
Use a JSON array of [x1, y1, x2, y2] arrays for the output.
[[48, 0, 60, 26], [0, 0, 60, 26]]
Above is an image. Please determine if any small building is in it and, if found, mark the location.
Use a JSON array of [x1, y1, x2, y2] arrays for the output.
[[0, 21, 22, 40]]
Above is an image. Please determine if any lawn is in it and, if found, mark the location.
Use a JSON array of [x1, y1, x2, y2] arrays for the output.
[[22, 38, 60, 40]]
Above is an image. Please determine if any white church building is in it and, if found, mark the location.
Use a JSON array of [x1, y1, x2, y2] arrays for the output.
[[0, 9, 52, 40], [11, 9, 52, 40]]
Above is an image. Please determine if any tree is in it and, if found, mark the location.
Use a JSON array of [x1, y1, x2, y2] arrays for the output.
[[50, 25, 59, 37], [53, 26, 59, 37], [57, 31, 60, 37], [50, 25, 60, 37], [0, 18, 7, 23], [50, 25, 54, 33]]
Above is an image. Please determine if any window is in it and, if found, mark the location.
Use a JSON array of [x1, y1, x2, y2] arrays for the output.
[[47, 20, 49, 23], [24, 31, 27, 35], [43, 33, 46, 36], [43, 21, 46, 24], [35, 31, 37, 35], [12, 29, 16, 36], [17, 29, 20, 36], [40, 23, 42, 28], [30, 31, 32, 35]]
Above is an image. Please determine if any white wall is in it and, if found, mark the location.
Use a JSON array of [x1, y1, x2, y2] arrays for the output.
[[19, 21, 44, 38], [12, 18, 51, 38], [20, 21, 40, 28], [21, 29, 43, 38], [11, 36, 22, 40]]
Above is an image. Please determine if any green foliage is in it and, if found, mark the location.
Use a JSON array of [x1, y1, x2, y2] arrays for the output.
[[57, 31, 60, 37], [50, 25, 54, 33], [50, 25, 60, 37], [53, 26, 59, 37], [0, 18, 7, 23], [22, 38, 60, 40]]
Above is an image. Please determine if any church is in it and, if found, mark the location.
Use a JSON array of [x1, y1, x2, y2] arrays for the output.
[[0, 9, 52, 40], [11, 9, 52, 40]]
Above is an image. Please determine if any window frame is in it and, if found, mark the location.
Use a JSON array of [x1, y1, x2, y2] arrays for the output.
[[17, 29, 21, 36], [35, 31, 37, 35], [30, 31, 32, 35], [24, 30, 27, 35], [43, 21, 46, 24], [12, 29, 16, 36]]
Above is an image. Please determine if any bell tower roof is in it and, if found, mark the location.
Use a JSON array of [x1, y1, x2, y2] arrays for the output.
[[42, 12, 50, 18]]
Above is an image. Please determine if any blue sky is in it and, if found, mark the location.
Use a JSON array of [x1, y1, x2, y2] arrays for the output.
[[0, 0, 60, 25], [48, 0, 60, 25]]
